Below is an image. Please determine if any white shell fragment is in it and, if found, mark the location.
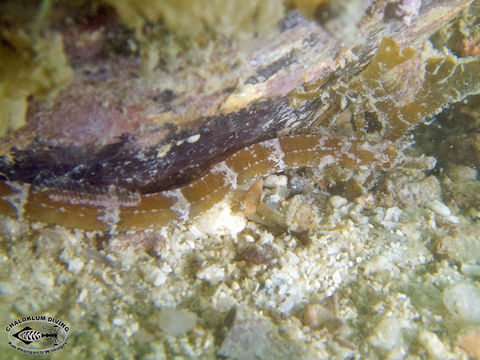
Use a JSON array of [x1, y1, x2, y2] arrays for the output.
[[443, 283, 480, 323], [330, 196, 348, 209], [426, 200, 451, 217], [158, 308, 197, 336]]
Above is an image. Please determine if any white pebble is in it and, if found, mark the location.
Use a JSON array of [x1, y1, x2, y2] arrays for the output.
[[67, 258, 84, 275], [112, 317, 125, 326], [418, 330, 448, 359], [196, 264, 225, 285], [159, 308, 196, 336], [278, 296, 296, 314], [427, 200, 451, 217], [33, 269, 54, 289], [263, 174, 287, 188], [369, 317, 403, 350], [0, 281, 13, 294], [193, 201, 246, 238], [332, 270, 342, 285], [145, 268, 167, 287], [78, 288, 88, 303], [330, 196, 348, 209], [186, 134, 200, 143], [363, 255, 394, 275], [443, 283, 480, 323], [384, 207, 402, 222], [461, 263, 480, 277]]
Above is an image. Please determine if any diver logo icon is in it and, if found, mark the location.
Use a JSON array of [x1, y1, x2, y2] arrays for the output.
[[6, 316, 69, 355]]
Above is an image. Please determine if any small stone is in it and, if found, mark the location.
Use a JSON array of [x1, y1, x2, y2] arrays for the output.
[[384, 207, 402, 222], [235, 244, 277, 266], [67, 258, 84, 275], [285, 195, 315, 232], [458, 328, 480, 360], [443, 283, 480, 323], [143, 343, 167, 360], [369, 317, 404, 350], [193, 201, 246, 238], [446, 165, 477, 182], [461, 263, 480, 277], [249, 202, 287, 232], [0, 281, 13, 295], [241, 178, 263, 216], [264, 174, 287, 187], [33, 263, 54, 289], [418, 330, 448, 360], [196, 264, 225, 285], [330, 196, 348, 208], [145, 268, 167, 287], [78, 288, 88, 303], [158, 308, 197, 336], [303, 303, 342, 331], [186, 133, 200, 143], [263, 174, 289, 201], [112, 317, 125, 326], [427, 200, 451, 217], [363, 255, 394, 275], [218, 319, 302, 360]]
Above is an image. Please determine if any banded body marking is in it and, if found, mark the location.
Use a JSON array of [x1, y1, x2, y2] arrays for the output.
[[0, 135, 397, 232]]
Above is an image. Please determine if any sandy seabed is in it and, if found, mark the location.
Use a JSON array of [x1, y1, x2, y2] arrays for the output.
[[1, 109, 480, 359]]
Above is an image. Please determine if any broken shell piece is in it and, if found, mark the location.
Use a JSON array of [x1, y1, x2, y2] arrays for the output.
[[396, 154, 437, 170], [241, 178, 264, 216], [235, 243, 278, 266], [247, 202, 287, 233], [285, 195, 316, 233], [263, 174, 289, 202], [158, 308, 197, 337], [330, 195, 348, 209], [457, 328, 480, 360], [427, 200, 452, 217], [241, 177, 288, 233], [303, 303, 342, 331]]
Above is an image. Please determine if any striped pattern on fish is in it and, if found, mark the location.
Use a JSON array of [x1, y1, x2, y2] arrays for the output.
[[0, 135, 398, 233]]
